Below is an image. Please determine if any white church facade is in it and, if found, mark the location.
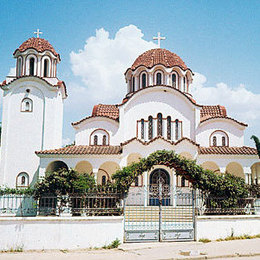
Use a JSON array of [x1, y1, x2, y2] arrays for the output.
[[0, 35, 259, 190]]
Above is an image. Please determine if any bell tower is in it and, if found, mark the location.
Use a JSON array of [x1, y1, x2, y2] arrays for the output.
[[0, 32, 67, 188]]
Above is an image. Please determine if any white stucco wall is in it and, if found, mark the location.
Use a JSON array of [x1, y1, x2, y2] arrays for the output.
[[0, 216, 124, 250], [196, 119, 245, 147], [196, 215, 260, 240], [0, 77, 64, 187]]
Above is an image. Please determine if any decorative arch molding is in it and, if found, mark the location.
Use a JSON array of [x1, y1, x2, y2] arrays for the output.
[[21, 97, 33, 112], [16, 172, 29, 188], [139, 70, 148, 88], [226, 162, 244, 179], [209, 130, 229, 147], [25, 53, 38, 76], [75, 161, 93, 174], [41, 55, 52, 77], [154, 69, 164, 85], [89, 128, 110, 145]]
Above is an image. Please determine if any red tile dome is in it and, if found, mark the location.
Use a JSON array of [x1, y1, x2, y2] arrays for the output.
[[13, 37, 59, 58], [131, 48, 187, 70]]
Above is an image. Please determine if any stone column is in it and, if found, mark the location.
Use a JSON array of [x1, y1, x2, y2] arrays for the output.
[[143, 171, 148, 207]]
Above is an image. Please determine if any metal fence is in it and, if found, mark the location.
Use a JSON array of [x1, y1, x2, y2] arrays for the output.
[[0, 190, 123, 217]]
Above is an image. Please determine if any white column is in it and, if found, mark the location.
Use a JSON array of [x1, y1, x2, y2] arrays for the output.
[[93, 169, 98, 184], [143, 171, 148, 207], [172, 169, 177, 207]]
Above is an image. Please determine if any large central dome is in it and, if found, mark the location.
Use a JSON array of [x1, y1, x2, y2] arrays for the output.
[[131, 48, 187, 70]]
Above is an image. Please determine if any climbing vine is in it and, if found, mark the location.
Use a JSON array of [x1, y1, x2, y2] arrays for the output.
[[112, 150, 249, 199]]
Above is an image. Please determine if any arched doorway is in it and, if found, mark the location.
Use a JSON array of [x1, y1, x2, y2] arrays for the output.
[[46, 161, 68, 173], [149, 168, 170, 206]]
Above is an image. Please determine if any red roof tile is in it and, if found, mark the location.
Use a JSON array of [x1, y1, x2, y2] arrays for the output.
[[199, 146, 257, 155], [200, 105, 227, 121], [131, 49, 188, 71], [14, 37, 60, 58], [36, 145, 122, 155]]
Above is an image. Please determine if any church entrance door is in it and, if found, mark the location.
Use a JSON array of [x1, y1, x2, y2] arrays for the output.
[[149, 169, 170, 206]]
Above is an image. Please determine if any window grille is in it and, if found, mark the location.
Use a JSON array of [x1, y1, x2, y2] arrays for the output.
[[167, 116, 171, 140], [222, 136, 226, 146], [102, 175, 106, 186], [141, 119, 144, 139], [148, 116, 153, 140], [175, 120, 179, 140], [156, 72, 162, 85], [94, 135, 98, 145], [157, 113, 162, 136], [213, 136, 217, 146], [102, 135, 107, 145]]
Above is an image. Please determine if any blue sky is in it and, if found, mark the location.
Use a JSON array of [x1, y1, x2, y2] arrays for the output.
[[0, 0, 260, 146]]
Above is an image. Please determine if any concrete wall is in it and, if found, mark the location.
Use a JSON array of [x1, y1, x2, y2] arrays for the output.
[[196, 215, 260, 240], [0, 216, 124, 250]]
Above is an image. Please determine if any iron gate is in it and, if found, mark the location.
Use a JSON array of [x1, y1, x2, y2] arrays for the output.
[[124, 185, 196, 242]]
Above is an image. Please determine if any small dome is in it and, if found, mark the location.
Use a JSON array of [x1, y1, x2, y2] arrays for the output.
[[13, 37, 60, 58], [131, 48, 187, 70]]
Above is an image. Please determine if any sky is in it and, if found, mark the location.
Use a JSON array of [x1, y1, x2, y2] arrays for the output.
[[0, 0, 259, 146]]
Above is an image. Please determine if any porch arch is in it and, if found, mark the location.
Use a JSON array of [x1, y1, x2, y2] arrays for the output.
[[75, 161, 93, 174], [97, 161, 120, 185], [251, 162, 260, 184], [201, 161, 221, 174], [226, 162, 244, 179], [179, 152, 193, 160], [127, 153, 142, 165], [46, 160, 68, 173]]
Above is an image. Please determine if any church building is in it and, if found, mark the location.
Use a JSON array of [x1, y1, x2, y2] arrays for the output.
[[0, 33, 259, 191]]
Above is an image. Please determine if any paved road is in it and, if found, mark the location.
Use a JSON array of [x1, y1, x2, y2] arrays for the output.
[[0, 238, 260, 259]]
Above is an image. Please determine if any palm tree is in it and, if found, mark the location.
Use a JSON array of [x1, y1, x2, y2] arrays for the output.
[[251, 135, 260, 158]]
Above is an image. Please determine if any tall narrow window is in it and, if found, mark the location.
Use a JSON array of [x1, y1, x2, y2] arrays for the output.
[[222, 136, 226, 146], [102, 135, 107, 145], [175, 119, 179, 140], [94, 135, 98, 145], [167, 116, 171, 140], [44, 59, 49, 77], [102, 175, 106, 186], [183, 77, 186, 92], [172, 74, 176, 88], [21, 176, 26, 185], [132, 77, 135, 92], [17, 58, 22, 77], [156, 72, 162, 85], [157, 113, 163, 136], [134, 177, 139, 187], [213, 136, 217, 146], [148, 116, 153, 140], [25, 102, 30, 111], [141, 119, 144, 139], [29, 58, 35, 76], [181, 176, 186, 187], [142, 73, 146, 88]]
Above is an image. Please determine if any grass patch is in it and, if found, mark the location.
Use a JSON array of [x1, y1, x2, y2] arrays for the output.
[[199, 238, 211, 243], [102, 238, 120, 249], [216, 234, 260, 241], [0, 246, 23, 253]]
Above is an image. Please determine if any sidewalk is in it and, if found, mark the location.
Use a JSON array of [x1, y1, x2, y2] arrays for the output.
[[0, 238, 259, 260]]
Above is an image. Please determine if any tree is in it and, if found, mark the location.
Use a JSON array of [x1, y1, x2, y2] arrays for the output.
[[251, 135, 260, 158]]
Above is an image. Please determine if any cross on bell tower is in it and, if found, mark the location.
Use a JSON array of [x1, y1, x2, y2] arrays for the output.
[[153, 32, 166, 48], [34, 29, 43, 38]]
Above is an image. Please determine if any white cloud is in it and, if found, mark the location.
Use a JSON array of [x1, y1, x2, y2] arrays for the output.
[[70, 25, 157, 103], [8, 67, 16, 76], [191, 72, 260, 143]]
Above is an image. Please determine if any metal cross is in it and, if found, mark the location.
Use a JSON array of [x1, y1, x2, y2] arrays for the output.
[[34, 29, 43, 38], [153, 32, 166, 48]]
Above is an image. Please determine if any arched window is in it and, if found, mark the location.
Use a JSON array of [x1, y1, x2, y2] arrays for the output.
[[134, 177, 139, 187], [141, 73, 147, 88], [183, 77, 186, 92], [213, 136, 217, 146], [172, 74, 177, 88], [132, 77, 135, 92], [43, 59, 49, 77], [94, 135, 98, 145], [156, 72, 162, 85], [181, 176, 186, 187], [102, 175, 106, 186], [17, 58, 22, 77], [16, 172, 29, 188], [222, 136, 226, 146], [175, 119, 179, 140], [141, 119, 144, 139], [102, 135, 107, 145], [157, 113, 163, 136], [167, 116, 171, 140], [21, 98, 33, 112], [148, 116, 153, 140], [29, 58, 35, 76]]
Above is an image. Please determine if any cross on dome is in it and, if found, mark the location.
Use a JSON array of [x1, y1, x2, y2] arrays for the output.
[[153, 32, 166, 48], [34, 29, 43, 38]]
